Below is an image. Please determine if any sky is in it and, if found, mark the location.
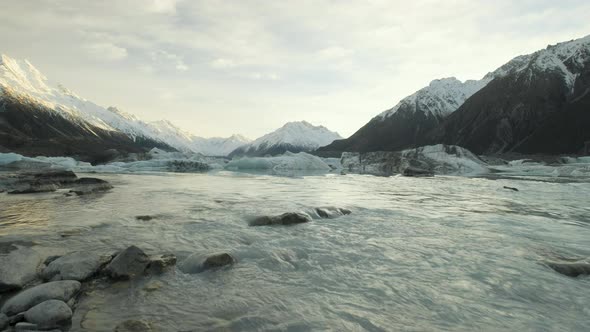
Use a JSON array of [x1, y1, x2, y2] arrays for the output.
[[1, 0, 590, 139]]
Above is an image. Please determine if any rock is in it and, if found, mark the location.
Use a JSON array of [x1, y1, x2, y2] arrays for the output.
[[31, 170, 78, 186], [0, 280, 81, 316], [43, 256, 62, 266], [203, 253, 235, 270], [24, 300, 72, 329], [179, 253, 235, 274], [114, 319, 153, 332], [104, 246, 149, 280], [8, 183, 59, 194], [14, 322, 39, 331], [0, 247, 42, 293], [135, 215, 154, 221], [503, 186, 519, 192], [69, 178, 113, 195], [41, 251, 112, 281], [249, 212, 312, 226], [402, 166, 434, 177], [143, 281, 163, 292], [8, 312, 25, 325], [0, 313, 8, 331], [146, 254, 177, 275], [547, 261, 590, 277], [314, 207, 352, 219]]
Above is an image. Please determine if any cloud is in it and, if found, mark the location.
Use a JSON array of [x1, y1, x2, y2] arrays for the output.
[[210, 58, 238, 70], [147, 0, 179, 14], [150, 50, 189, 72], [83, 42, 128, 61]]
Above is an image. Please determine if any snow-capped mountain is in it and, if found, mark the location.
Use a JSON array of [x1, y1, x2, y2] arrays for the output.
[[320, 34, 590, 155], [230, 121, 342, 157], [0, 54, 248, 157], [430, 35, 590, 154]]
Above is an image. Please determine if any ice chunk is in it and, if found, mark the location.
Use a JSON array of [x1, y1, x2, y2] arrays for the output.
[[225, 152, 331, 172]]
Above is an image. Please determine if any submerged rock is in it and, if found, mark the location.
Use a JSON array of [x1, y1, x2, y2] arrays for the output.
[[0, 247, 42, 293], [203, 253, 235, 269], [8, 183, 59, 194], [1, 280, 81, 316], [547, 261, 590, 277], [250, 212, 312, 226], [114, 319, 153, 332], [41, 251, 112, 282], [135, 215, 155, 221], [104, 246, 149, 280], [503, 186, 519, 192], [69, 177, 113, 195], [314, 207, 352, 219], [146, 254, 177, 275], [179, 253, 235, 274], [402, 166, 434, 177], [24, 300, 72, 329], [0, 313, 8, 330]]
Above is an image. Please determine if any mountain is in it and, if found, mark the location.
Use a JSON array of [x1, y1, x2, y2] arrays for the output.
[[0, 54, 248, 159], [319, 35, 590, 156], [428, 35, 590, 155], [229, 121, 342, 157]]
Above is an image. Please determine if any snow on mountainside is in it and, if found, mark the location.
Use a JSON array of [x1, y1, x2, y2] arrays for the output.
[[230, 121, 342, 157], [0, 54, 248, 156]]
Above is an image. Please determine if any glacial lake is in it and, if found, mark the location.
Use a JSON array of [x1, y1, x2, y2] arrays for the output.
[[1, 171, 589, 331]]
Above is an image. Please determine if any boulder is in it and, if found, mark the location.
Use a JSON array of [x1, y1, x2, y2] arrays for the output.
[[14, 322, 40, 331], [31, 170, 78, 185], [24, 300, 72, 329], [180, 253, 235, 274], [547, 261, 590, 277], [1, 280, 81, 316], [69, 178, 113, 195], [203, 253, 235, 270], [249, 212, 312, 226], [314, 207, 352, 219], [104, 246, 149, 280], [114, 319, 153, 332], [146, 254, 177, 275], [0, 247, 42, 292], [41, 251, 112, 281]]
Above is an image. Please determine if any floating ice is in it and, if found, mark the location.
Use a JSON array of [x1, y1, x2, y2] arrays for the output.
[[225, 152, 331, 172]]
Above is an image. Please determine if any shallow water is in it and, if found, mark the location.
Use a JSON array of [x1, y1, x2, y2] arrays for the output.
[[1, 171, 590, 331]]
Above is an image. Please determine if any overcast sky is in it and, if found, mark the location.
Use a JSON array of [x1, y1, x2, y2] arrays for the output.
[[1, 0, 589, 138]]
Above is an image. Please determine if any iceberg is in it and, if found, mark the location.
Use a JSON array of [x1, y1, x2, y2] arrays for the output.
[[225, 152, 332, 172]]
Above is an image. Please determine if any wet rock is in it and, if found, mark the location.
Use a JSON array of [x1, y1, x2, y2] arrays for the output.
[[314, 207, 352, 219], [146, 254, 177, 275], [104, 246, 149, 280], [203, 253, 235, 270], [135, 215, 154, 221], [24, 300, 72, 329], [41, 251, 112, 282], [114, 319, 153, 332], [143, 281, 163, 292], [43, 256, 62, 266], [547, 261, 590, 277], [503, 186, 519, 192], [14, 322, 40, 331], [249, 212, 312, 226], [8, 183, 59, 194], [31, 170, 78, 186], [69, 178, 113, 195], [179, 253, 235, 274], [1, 280, 81, 316], [0, 247, 42, 293], [0, 313, 8, 330], [402, 166, 434, 177]]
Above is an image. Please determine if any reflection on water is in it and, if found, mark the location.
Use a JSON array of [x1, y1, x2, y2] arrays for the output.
[[1, 172, 590, 331]]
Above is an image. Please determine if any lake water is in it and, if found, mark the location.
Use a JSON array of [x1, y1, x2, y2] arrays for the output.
[[1, 171, 589, 331]]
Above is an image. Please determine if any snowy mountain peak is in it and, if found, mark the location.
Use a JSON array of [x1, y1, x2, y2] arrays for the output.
[[230, 121, 342, 157]]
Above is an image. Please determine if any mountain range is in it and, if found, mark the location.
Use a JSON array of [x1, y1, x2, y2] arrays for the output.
[[320, 35, 590, 156]]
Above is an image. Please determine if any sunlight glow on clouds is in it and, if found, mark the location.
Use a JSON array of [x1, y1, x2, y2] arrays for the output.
[[1, 1, 590, 137]]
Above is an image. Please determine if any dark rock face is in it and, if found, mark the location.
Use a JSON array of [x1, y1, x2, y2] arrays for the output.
[[547, 261, 590, 277], [249, 212, 312, 226], [0, 90, 174, 163], [202, 253, 235, 270], [104, 246, 150, 280]]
